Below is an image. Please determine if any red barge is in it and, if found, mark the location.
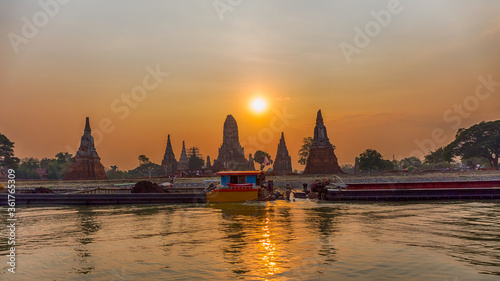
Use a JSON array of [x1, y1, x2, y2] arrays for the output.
[[324, 180, 500, 201]]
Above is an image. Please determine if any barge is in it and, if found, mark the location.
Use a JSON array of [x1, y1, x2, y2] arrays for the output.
[[0, 192, 206, 205], [323, 180, 500, 201]]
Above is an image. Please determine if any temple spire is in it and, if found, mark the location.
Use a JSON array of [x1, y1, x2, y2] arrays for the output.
[[163, 135, 175, 158], [313, 109, 329, 147], [161, 134, 177, 176], [84, 117, 91, 134], [212, 114, 249, 171], [273, 132, 292, 174], [64, 117, 107, 180], [178, 140, 189, 171], [316, 110, 323, 124], [304, 110, 344, 174]]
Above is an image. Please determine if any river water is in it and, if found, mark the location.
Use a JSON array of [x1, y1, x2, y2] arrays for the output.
[[1, 200, 500, 280]]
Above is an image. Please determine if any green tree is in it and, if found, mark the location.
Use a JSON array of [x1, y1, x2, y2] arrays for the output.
[[341, 164, 354, 174], [138, 155, 150, 165], [359, 149, 391, 173], [188, 147, 204, 171], [446, 120, 500, 169], [0, 133, 20, 169], [400, 156, 422, 169], [47, 152, 73, 179], [128, 155, 162, 179], [424, 147, 452, 164], [382, 159, 394, 171], [254, 150, 273, 171], [298, 137, 313, 165], [18, 157, 41, 179], [106, 165, 127, 179], [55, 152, 73, 163], [40, 158, 52, 169]]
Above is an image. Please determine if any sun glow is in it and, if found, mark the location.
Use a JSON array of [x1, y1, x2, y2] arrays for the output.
[[250, 97, 267, 114]]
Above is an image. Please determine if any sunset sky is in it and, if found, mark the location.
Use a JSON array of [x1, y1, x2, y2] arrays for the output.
[[1, 1, 499, 171]]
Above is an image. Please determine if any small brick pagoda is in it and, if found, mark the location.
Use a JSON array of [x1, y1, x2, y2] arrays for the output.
[[273, 132, 293, 174], [177, 141, 189, 171], [161, 134, 177, 176], [303, 110, 344, 174], [64, 117, 108, 180]]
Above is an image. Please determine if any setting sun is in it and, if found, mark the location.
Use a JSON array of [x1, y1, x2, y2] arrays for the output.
[[250, 97, 267, 114]]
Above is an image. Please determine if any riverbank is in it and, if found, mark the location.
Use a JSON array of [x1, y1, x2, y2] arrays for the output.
[[6, 170, 500, 191]]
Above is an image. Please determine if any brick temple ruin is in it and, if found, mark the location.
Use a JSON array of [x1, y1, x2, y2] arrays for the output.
[[161, 134, 177, 176], [64, 117, 108, 180], [177, 141, 189, 171], [212, 115, 254, 172], [273, 132, 293, 174], [303, 110, 344, 174]]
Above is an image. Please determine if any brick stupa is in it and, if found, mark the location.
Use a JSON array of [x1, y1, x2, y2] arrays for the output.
[[161, 135, 177, 176], [206, 156, 211, 169], [64, 117, 108, 180], [303, 110, 344, 174], [212, 115, 253, 171], [248, 154, 255, 171], [273, 132, 292, 174]]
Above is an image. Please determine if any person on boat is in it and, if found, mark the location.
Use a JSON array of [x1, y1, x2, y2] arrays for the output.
[[285, 184, 292, 201], [267, 180, 274, 192]]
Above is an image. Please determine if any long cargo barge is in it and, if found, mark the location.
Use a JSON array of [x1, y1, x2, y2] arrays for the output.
[[2, 180, 500, 205], [0, 193, 207, 206], [325, 180, 500, 201], [346, 180, 500, 190]]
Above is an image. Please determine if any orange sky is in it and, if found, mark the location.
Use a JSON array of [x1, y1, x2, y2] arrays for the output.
[[1, 1, 499, 171]]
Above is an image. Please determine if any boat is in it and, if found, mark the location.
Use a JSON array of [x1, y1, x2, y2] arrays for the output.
[[292, 177, 500, 201], [205, 171, 266, 203], [323, 179, 500, 201]]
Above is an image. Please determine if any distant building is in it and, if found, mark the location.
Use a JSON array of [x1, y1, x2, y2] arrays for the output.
[[212, 115, 253, 171], [248, 154, 255, 171], [273, 132, 292, 174], [177, 141, 189, 171], [35, 168, 51, 180], [206, 156, 211, 169], [161, 134, 177, 176], [64, 117, 108, 180], [303, 110, 344, 174]]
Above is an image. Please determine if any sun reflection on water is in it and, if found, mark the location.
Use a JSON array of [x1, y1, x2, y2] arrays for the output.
[[259, 217, 280, 276]]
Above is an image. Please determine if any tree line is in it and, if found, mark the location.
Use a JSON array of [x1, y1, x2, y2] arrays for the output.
[[1, 119, 498, 178], [297, 120, 499, 173]]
